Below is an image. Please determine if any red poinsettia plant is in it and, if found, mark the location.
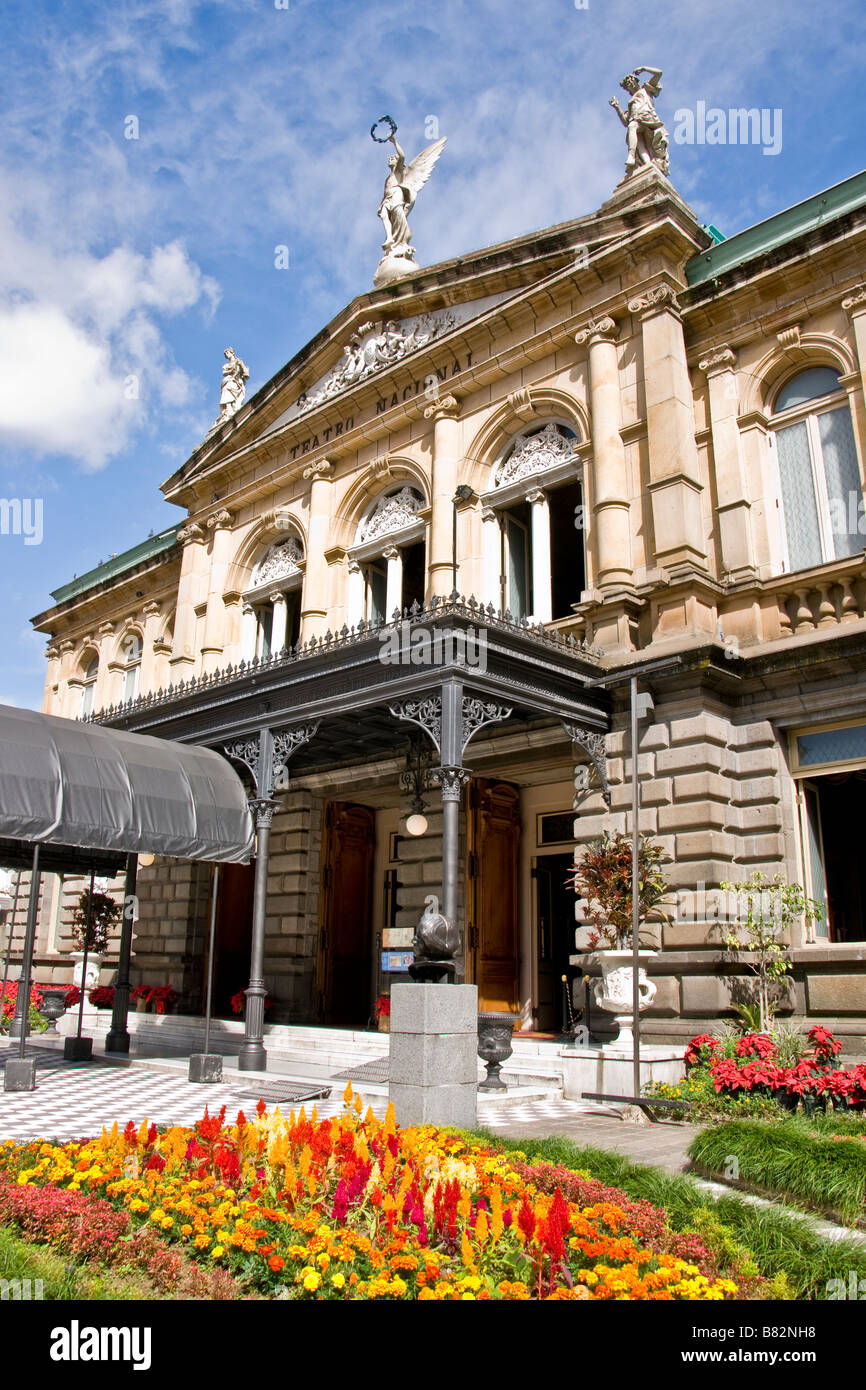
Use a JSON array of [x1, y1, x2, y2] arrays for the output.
[[230, 990, 273, 1016], [374, 994, 391, 1019], [685, 1025, 866, 1112], [130, 985, 179, 1014]]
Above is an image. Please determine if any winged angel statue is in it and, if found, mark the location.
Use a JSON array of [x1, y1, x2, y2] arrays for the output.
[[373, 124, 446, 286]]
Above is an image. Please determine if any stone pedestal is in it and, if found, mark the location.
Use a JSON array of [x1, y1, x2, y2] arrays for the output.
[[561, 1043, 685, 1101], [389, 983, 478, 1129], [189, 1053, 223, 1084], [63, 1036, 93, 1062], [4, 1057, 37, 1092]]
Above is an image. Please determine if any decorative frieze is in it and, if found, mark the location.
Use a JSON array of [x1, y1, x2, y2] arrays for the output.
[[359, 486, 424, 543], [494, 422, 574, 487], [250, 537, 304, 588]]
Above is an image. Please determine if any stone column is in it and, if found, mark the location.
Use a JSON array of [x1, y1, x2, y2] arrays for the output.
[[481, 506, 501, 610], [43, 645, 60, 714], [384, 544, 403, 619], [201, 510, 234, 674], [574, 315, 633, 590], [170, 522, 207, 678], [526, 488, 552, 622], [56, 640, 75, 717], [628, 284, 707, 574], [424, 394, 462, 597], [139, 601, 162, 695], [270, 592, 288, 654], [347, 558, 365, 626], [94, 621, 117, 710], [300, 459, 334, 642], [240, 603, 257, 661], [699, 345, 757, 581]]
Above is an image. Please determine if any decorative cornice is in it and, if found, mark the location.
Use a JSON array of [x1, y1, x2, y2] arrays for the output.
[[627, 284, 681, 317], [698, 344, 737, 375], [423, 393, 461, 422], [574, 315, 618, 347]]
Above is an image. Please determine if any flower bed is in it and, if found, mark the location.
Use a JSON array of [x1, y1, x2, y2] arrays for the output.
[[0, 1087, 740, 1301], [648, 1027, 866, 1118]]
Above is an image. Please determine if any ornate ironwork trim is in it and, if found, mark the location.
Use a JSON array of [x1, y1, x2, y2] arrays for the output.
[[389, 697, 442, 753], [563, 722, 611, 805], [461, 697, 512, 753]]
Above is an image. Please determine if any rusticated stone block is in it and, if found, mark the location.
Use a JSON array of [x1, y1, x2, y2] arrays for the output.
[[680, 975, 734, 1015], [669, 713, 730, 747], [644, 975, 680, 1015], [806, 973, 866, 1015]]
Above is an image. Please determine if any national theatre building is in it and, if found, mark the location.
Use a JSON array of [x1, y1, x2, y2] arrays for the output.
[[13, 86, 866, 1052]]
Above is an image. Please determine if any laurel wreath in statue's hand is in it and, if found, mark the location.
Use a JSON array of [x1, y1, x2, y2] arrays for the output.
[[371, 114, 397, 143]]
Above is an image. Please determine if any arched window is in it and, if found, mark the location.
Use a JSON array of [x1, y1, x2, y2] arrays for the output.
[[242, 535, 304, 660], [772, 367, 864, 571], [484, 421, 584, 621], [349, 486, 426, 625], [121, 633, 142, 704], [80, 656, 98, 717]]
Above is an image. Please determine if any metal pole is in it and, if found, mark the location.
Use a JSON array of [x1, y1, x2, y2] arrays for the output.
[[631, 676, 641, 1102], [76, 869, 95, 1040], [1, 869, 23, 1031], [239, 799, 276, 1071], [15, 845, 41, 1060], [451, 499, 458, 595], [203, 862, 219, 1057], [106, 854, 137, 1053]]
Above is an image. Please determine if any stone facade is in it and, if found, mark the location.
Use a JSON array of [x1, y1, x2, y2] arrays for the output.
[[14, 161, 866, 1044]]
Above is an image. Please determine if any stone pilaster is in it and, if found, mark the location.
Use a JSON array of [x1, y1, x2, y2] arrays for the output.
[[424, 394, 462, 597], [170, 522, 207, 677], [628, 284, 707, 575], [300, 459, 334, 641], [843, 286, 866, 403], [574, 315, 633, 590], [139, 601, 162, 695], [698, 345, 757, 581], [201, 510, 234, 674]]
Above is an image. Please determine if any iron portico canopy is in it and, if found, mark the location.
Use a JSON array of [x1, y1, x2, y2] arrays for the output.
[[0, 704, 253, 863]]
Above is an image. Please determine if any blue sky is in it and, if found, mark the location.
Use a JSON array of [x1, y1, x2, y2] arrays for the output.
[[2, 0, 865, 709]]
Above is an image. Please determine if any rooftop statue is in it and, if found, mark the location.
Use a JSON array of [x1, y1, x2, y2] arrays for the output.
[[371, 115, 446, 288], [609, 66, 670, 177], [213, 347, 250, 429]]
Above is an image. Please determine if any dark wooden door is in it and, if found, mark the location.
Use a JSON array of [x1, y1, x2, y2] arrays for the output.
[[467, 779, 520, 1012], [212, 862, 255, 1017], [317, 802, 376, 1026]]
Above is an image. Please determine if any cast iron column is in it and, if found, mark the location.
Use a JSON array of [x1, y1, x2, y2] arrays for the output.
[[11, 845, 40, 1052], [435, 681, 469, 973], [106, 853, 137, 1054], [239, 797, 278, 1071]]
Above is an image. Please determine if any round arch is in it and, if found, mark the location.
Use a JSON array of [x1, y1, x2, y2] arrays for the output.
[[334, 456, 430, 551], [462, 390, 588, 495], [742, 333, 857, 417], [226, 511, 307, 595]]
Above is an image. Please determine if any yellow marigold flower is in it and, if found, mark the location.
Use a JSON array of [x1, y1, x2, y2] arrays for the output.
[[303, 1272, 321, 1292], [331, 1273, 346, 1290], [211, 1245, 224, 1258]]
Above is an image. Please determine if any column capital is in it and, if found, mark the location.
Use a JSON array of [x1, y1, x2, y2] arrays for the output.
[[177, 521, 206, 546], [424, 393, 461, 422], [142, 599, 161, 617], [525, 487, 547, 505], [206, 509, 234, 532], [98, 621, 115, 637], [58, 639, 75, 654], [627, 283, 681, 319], [481, 505, 498, 523], [698, 344, 737, 376], [45, 645, 60, 661], [270, 590, 287, 606], [430, 765, 471, 802], [574, 314, 618, 347], [842, 285, 866, 317], [303, 458, 335, 481], [382, 544, 401, 561]]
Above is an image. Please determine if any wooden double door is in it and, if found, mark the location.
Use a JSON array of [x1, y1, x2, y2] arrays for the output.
[[466, 778, 521, 1012], [316, 801, 376, 1026]]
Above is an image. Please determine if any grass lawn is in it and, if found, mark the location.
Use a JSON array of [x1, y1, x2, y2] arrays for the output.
[[0, 1225, 158, 1300]]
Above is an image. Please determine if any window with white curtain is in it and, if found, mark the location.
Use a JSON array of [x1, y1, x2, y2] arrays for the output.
[[80, 656, 98, 717], [772, 367, 864, 571], [121, 633, 142, 704]]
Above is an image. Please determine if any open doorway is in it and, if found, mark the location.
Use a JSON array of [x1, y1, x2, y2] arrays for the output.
[[316, 801, 376, 1026], [534, 852, 576, 1033], [212, 862, 255, 1017], [803, 772, 866, 942]]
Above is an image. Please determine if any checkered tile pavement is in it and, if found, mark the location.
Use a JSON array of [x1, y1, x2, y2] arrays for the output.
[[0, 1045, 599, 1142]]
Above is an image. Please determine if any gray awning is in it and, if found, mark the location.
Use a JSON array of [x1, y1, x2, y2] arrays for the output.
[[0, 705, 253, 863]]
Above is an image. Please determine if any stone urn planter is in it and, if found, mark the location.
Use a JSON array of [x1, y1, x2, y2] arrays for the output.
[[477, 1012, 516, 1091], [590, 950, 656, 1050], [39, 992, 67, 1034]]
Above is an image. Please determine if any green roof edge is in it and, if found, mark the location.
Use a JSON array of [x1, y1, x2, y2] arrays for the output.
[[686, 168, 866, 287], [50, 523, 182, 605]]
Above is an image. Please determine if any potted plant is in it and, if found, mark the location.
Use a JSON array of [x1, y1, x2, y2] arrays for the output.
[[70, 888, 122, 990], [230, 989, 273, 1018], [569, 831, 671, 1047], [374, 994, 391, 1033], [130, 985, 179, 1015]]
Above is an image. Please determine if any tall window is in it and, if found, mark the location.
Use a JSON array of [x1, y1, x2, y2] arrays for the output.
[[485, 422, 585, 622], [80, 656, 98, 717], [121, 633, 142, 704], [243, 535, 304, 660], [350, 486, 427, 624], [772, 367, 864, 571]]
